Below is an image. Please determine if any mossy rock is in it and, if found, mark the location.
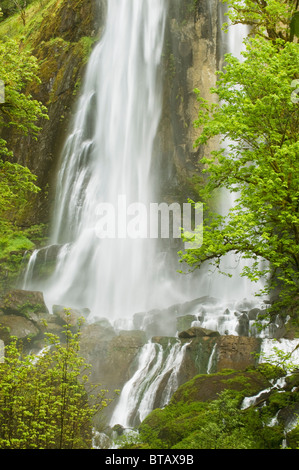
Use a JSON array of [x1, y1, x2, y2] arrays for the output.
[[0, 289, 49, 318], [170, 369, 272, 405], [30, 0, 99, 46], [0, 314, 40, 345], [136, 369, 286, 449]]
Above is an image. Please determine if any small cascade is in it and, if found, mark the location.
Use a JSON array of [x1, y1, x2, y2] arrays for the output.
[[22, 249, 38, 288], [110, 339, 189, 429], [240, 338, 299, 439], [241, 338, 299, 409], [110, 341, 162, 429], [259, 338, 299, 367], [241, 377, 287, 411], [207, 344, 218, 374], [138, 340, 190, 422]]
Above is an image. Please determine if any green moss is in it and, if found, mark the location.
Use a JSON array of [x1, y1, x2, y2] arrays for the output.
[[170, 369, 271, 406], [0, 231, 34, 294], [137, 401, 209, 449], [256, 363, 286, 381], [118, 369, 289, 449], [0, 0, 96, 95], [268, 390, 299, 413], [0, 0, 58, 43], [287, 425, 299, 449]]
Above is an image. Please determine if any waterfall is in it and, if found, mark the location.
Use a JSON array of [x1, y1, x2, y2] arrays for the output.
[[23, 0, 195, 321], [109, 339, 189, 429], [20, 0, 297, 435], [22, 1, 267, 331], [109, 341, 162, 429]]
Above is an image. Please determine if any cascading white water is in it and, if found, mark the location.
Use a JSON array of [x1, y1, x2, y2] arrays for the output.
[[23, 0, 195, 321], [109, 339, 189, 429], [21, 1, 297, 435], [48, 0, 168, 319], [23, 1, 266, 331]]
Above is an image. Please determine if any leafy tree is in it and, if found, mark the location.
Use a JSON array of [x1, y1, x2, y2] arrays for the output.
[[180, 22, 299, 323], [0, 36, 47, 226], [222, 0, 299, 42], [11, 0, 27, 25], [0, 35, 48, 285], [0, 314, 112, 449], [0, 36, 47, 147], [0, 0, 35, 22]]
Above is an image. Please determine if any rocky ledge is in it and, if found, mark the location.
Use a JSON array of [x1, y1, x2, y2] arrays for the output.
[[0, 289, 265, 419]]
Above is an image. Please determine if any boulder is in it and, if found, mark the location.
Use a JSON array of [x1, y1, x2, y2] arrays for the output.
[[52, 304, 90, 329], [178, 326, 220, 339], [0, 289, 49, 318], [248, 308, 263, 321], [0, 314, 39, 344], [171, 369, 272, 405], [236, 312, 250, 336]]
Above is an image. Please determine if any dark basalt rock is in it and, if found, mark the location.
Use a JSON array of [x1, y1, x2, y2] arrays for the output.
[[178, 326, 220, 338]]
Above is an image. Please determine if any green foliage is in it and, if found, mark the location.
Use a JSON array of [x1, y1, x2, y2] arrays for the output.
[[0, 313, 112, 449], [0, 161, 40, 224], [222, 0, 299, 42], [0, 0, 37, 22], [171, 391, 259, 449], [122, 389, 284, 449], [0, 34, 47, 228], [258, 340, 299, 375], [0, 33, 48, 290], [180, 33, 299, 323], [0, 36, 48, 139]]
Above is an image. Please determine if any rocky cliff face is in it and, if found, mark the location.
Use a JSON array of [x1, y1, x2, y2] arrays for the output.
[[2, 287, 298, 445], [155, 0, 223, 204], [3, 0, 106, 225], [0, 288, 264, 424]]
